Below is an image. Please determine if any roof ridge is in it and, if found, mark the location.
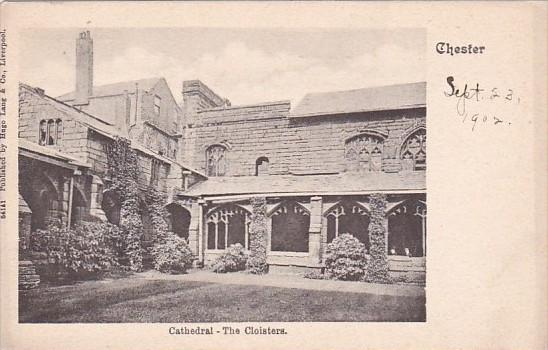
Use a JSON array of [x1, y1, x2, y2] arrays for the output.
[[303, 81, 427, 97]]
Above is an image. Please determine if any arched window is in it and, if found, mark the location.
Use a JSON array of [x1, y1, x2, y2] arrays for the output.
[[388, 199, 427, 257], [38, 119, 63, 146], [38, 120, 47, 145], [345, 134, 384, 172], [401, 128, 426, 171], [206, 205, 250, 250], [255, 157, 269, 176], [325, 201, 370, 248], [206, 145, 227, 177], [271, 201, 310, 252], [55, 119, 63, 144], [47, 120, 55, 145]]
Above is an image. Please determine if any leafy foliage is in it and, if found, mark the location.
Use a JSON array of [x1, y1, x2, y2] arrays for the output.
[[324, 233, 368, 281], [144, 186, 171, 244], [150, 232, 194, 274], [211, 243, 248, 273], [30, 220, 121, 276], [303, 270, 330, 280], [366, 193, 391, 283], [106, 137, 144, 271], [246, 197, 268, 274]]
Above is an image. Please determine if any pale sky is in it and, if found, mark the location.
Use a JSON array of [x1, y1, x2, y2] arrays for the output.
[[19, 28, 425, 105]]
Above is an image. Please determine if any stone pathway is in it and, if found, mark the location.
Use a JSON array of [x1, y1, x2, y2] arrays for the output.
[[135, 270, 425, 297]]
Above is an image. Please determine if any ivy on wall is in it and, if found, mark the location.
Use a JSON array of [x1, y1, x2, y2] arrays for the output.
[[366, 193, 391, 283], [106, 137, 144, 271], [145, 186, 170, 243], [246, 197, 268, 274]]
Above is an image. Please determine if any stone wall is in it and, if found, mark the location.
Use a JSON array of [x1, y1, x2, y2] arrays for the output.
[[19, 86, 89, 162], [140, 79, 182, 134], [185, 99, 425, 176], [134, 122, 179, 160]]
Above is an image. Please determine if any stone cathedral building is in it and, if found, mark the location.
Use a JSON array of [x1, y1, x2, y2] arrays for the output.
[[19, 31, 426, 278]]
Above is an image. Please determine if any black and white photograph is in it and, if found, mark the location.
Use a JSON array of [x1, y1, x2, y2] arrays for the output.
[[15, 27, 428, 323], [1, 2, 547, 350]]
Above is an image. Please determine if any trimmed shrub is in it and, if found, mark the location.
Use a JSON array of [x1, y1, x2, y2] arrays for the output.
[[150, 232, 194, 274], [366, 193, 391, 283], [211, 243, 248, 273], [30, 220, 121, 277], [324, 233, 368, 281], [246, 197, 269, 274], [303, 270, 330, 280]]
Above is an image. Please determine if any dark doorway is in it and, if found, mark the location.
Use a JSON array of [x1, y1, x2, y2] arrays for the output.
[[271, 202, 310, 252], [165, 203, 191, 241]]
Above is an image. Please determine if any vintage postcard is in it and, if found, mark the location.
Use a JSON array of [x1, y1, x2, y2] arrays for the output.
[[0, 2, 546, 350]]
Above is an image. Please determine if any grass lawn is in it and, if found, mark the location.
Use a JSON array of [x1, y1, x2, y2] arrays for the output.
[[19, 278, 425, 322]]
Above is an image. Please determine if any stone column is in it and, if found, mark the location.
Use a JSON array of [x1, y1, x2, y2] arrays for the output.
[[188, 200, 202, 258], [308, 196, 323, 265], [60, 174, 71, 226]]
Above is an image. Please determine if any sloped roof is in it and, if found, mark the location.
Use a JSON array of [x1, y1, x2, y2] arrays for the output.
[[184, 172, 425, 198], [21, 83, 207, 178], [57, 77, 161, 101], [291, 82, 426, 118], [19, 139, 90, 168], [21, 83, 119, 134]]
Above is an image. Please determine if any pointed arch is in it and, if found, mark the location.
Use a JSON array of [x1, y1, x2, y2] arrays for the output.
[[23, 173, 61, 231], [387, 199, 427, 257], [324, 200, 370, 247], [270, 200, 310, 252], [205, 144, 228, 177], [344, 132, 385, 172], [399, 127, 426, 171], [71, 184, 88, 226], [206, 204, 251, 250]]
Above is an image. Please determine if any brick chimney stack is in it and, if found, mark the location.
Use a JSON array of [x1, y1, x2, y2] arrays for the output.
[[74, 30, 93, 105]]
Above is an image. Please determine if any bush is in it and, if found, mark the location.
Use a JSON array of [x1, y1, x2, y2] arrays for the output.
[[246, 197, 269, 274], [150, 232, 194, 274], [303, 270, 330, 280], [211, 244, 248, 273], [324, 233, 368, 281], [30, 220, 121, 277]]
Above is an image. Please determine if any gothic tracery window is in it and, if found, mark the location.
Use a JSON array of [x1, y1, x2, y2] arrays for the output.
[[206, 145, 227, 177], [401, 129, 426, 171], [206, 205, 250, 250], [345, 134, 384, 172], [325, 201, 370, 248]]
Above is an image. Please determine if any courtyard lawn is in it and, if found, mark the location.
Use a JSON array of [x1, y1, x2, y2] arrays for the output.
[[19, 277, 425, 322]]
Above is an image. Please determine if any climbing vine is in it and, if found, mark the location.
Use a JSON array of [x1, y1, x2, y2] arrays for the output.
[[106, 137, 144, 271], [246, 197, 268, 274], [144, 186, 170, 243], [366, 193, 391, 283]]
